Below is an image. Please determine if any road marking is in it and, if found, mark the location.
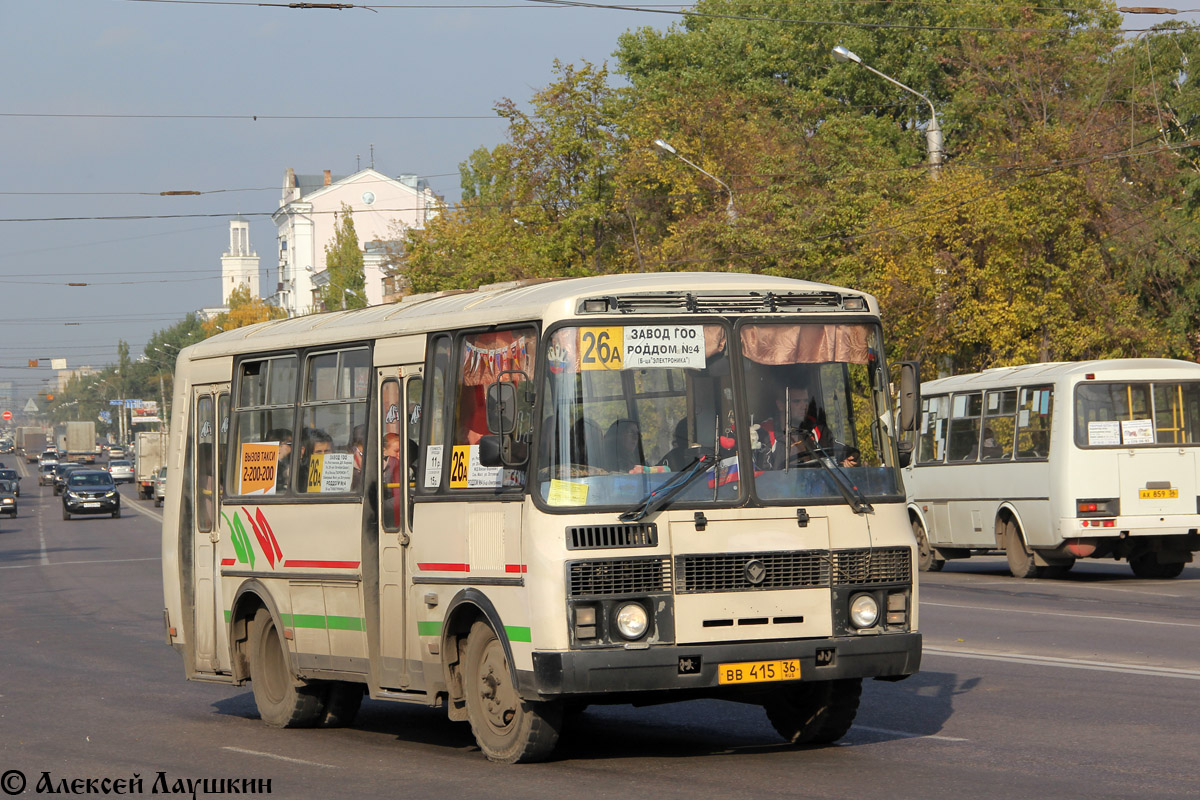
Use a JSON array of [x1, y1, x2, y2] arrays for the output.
[[221, 747, 338, 768], [0, 556, 160, 570], [122, 497, 163, 523], [852, 725, 968, 743], [924, 646, 1200, 680], [36, 498, 49, 566], [922, 601, 1200, 629]]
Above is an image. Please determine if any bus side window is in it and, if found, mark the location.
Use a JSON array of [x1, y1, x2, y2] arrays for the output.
[[982, 389, 1017, 460], [196, 395, 215, 532], [297, 347, 369, 495], [231, 356, 298, 496], [1017, 386, 1053, 459], [380, 378, 405, 532], [917, 395, 948, 464], [947, 392, 982, 462]]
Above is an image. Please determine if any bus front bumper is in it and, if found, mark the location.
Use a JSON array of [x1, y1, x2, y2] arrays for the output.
[[529, 632, 921, 698]]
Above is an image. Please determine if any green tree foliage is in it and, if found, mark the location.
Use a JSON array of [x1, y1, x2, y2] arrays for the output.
[[406, 3, 1200, 371], [319, 203, 367, 310]]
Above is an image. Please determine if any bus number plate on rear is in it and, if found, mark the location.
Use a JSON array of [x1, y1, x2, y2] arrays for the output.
[[717, 659, 800, 685], [1139, 488, 1178, 500]]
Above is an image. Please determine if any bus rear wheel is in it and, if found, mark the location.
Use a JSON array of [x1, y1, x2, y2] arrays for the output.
[[764, 678, 862, 746], [249, 608, 326, 728], [463, 620, 561, 763], [912, 518, 944, 572], [1129, 553, 1185, 579], [1004, 520, 1038, 579]]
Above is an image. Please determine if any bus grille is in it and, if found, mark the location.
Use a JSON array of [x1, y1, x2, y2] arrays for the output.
[[567, 557, 672, 596], [566, 522, 658, 550], [674, 551, 831, 594], [832, 548, 912, 586]]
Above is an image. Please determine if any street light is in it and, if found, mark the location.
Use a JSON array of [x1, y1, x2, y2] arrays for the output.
[[832, 45, 944, 177], [653, 138, 738, 222], [342, 287, 362, 310]]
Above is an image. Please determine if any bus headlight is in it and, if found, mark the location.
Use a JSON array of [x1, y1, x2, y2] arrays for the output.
[[849, 593, 880, 629], [614, 602, 649, 640]]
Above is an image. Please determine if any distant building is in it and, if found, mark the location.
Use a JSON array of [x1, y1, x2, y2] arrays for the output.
[[270, 168, 440, 316], [221, 218, 261, 302]]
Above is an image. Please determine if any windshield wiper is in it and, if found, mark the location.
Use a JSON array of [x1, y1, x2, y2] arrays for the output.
[[618, 454, 715, 522], [796, 433, 873, 515]]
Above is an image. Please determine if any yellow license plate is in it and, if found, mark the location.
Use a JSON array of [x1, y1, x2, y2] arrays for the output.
[[1139, 488, 1178, 500], [717, 659, 801, 685]]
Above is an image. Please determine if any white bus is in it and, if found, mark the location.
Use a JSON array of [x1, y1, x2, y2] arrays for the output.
[[905, 359, 1200, 579], [161, 272, 921, 762]]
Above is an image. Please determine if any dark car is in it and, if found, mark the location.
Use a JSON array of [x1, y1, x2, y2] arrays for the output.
[[153, 466, 167, 507], [0, 478, 17, 517], [61, 470, 120, 519], [52, 463, 85, 496], [0, 468, 19, 497]]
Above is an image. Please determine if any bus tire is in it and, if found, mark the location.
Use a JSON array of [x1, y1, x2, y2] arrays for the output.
[[912, 518, 944, 572], [1004, 520, 1038, 579], [1129, 554, 1185, 579], [249, 608, 326, 728], [318, 681, 364, 728], [463, 620, 561, 763], [764, 678, 862, 746]]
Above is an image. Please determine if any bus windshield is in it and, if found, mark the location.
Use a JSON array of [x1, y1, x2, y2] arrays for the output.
[[1075, 380, 1200, 447], [535, 321, 901, 509]]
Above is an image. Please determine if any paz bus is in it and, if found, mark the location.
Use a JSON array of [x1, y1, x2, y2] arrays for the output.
[[905, 359, 1200, 579], [161, 272, 922, 762]]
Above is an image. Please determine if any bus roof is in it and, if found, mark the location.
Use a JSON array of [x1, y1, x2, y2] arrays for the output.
[[922, 358, 1200, 394], [181, 272, 879, 361]]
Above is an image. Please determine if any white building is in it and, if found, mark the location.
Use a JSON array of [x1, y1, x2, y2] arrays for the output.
[[221, 218, 261, 302], [271, 168, 440, 316]]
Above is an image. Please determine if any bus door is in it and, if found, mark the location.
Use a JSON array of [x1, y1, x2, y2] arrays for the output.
[[376, 367, 422, 689], [190, 386, 228, 672]]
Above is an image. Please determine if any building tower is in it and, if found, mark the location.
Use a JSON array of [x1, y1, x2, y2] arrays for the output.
[[221, 218, 260, 303]]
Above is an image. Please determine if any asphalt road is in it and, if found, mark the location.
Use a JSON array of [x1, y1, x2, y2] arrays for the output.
[[2, 458, 1198, 799]]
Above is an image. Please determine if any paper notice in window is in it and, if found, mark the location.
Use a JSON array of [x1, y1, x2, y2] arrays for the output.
[[306, 452, 354, 493], [424, 445, 443, 489], [547, 479, 589, 506], [1087, 421, 1120, 446], [1121, 419, 1154, 445]]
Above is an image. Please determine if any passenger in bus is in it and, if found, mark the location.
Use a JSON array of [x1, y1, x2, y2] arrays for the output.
[[841, 446, 862, 468], [980, 428, 1004, 460], [350, 424, 366, 491], [267, 428, 293, 491], [659, 418, 696, 471], [760, 384, 832, 469], [382, 432, 403, 526], [604, 419, 644, 472], [299, 429, 333, 492], [569, 418, 603, 469]]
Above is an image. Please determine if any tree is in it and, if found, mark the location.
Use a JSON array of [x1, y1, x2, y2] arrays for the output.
[[320, 203, 366, 310], [203, 285, 287, 337]]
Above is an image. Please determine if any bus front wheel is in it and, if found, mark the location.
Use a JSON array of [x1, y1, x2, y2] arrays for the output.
[[764, 678, 862, 746], [1004, 520, 1038, 579], [249, 608, 326, 728], [912, 518, 944, 572], [463, 620, 561, 763]]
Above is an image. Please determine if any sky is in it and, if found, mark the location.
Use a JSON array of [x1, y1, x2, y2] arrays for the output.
[[0, 1, 1194, 413]]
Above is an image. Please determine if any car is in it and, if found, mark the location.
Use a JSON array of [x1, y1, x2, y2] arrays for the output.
[[0, 468, 19, 496], [153, 465, 167, 507], [39, 451, 59, 468], [0, 478, 17, 517], [38, 462, 57, 486], [107, 459, 134, 483], [52, 463, 85, 496], [107, 446, 126, 459], [61, 470, 120, 519]]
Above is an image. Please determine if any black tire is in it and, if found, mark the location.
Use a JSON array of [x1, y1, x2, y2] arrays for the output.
[[764, 678, 863, 746], [112, 507, 120, 519], [248, 608, 326, 728], [318, 681, 364, 728], [1129, 554, 1186, 579], [463, 620, 561, 763], [1004, 519, 1038, 579], [155, 497, 162, 508], [62, 507, 70, 521], [912, 517, 944, 572], [1037, 561, 1075, 579]]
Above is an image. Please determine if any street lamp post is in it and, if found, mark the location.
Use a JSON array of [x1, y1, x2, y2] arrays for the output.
[[832, 45, 943, 177], [652, 138, 738, 222]]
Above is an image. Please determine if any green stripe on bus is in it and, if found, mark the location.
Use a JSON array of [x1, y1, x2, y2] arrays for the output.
[[327, 615, 366, 632], [505, 626, 532, 643], [224, 609, 232, 623], [417, 621, 442, 637]]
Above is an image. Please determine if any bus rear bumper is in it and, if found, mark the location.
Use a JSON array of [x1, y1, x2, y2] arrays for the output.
[[528, 632, 922, 698]]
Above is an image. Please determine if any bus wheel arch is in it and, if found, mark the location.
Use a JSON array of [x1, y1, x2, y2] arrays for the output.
[[229, 580, 283, 683], [908, 507, 944, 572], [440, 589, 517, 722], [996, 510, 1038, 579]]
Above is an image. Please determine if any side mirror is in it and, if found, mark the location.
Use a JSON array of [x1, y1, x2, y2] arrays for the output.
[[486, 382, 517, 436], [478, 435, 529, 468], [898, 361, 921, 434], [897, 440, 913, 469]]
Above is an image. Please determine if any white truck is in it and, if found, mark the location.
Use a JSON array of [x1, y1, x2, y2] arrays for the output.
[[65, 421, 97, 463], [134, 430, 168, 500]]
